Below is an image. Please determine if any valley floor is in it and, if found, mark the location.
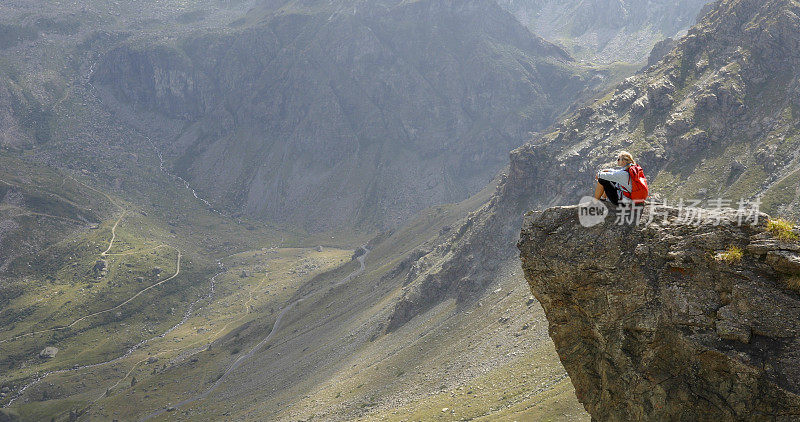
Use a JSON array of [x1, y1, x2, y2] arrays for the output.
[[1, 175, 588, 421]]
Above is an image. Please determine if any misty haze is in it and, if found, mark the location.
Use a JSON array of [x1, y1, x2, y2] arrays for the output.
[[2, 0, 800, 421]]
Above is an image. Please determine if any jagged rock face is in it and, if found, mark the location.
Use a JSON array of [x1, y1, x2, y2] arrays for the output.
[[92, 0, 600, 231], [504, 0, 800, 220], [0, 76, 53, 149], [646, 37, 677, 67], [387, 198, 513, 331], [496, 0, 710, 62], [518, 205, 800, 420], [387, 0, 800, 332]]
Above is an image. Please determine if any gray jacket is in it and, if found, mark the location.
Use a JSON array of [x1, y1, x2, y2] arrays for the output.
[[598, 166, 633, 192]]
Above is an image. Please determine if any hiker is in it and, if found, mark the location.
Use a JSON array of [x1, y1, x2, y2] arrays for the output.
[[593, 151, 649, 205]]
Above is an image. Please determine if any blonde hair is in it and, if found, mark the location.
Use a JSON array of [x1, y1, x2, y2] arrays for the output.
[[618, 151, 635, 165]]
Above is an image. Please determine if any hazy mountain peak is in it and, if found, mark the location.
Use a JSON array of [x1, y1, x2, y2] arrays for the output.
[[497, 0, 713, 62]]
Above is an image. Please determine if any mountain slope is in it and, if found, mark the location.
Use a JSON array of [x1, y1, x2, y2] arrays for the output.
[[497, 0, 712, 62], [506, 0, 800, 217], [90, 0, 613, 232], [5, 0, 799, 420], [373, 1, 800, 418], [0, 154, 111, 272], [388, 0, 800, 349], [72, 184, 588, 421], [0, 1, 596, 419]]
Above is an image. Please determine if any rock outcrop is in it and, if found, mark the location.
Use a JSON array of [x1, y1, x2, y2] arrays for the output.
[[518, 205, 800, 420], [387, 0, 800, 333], [92, 259, 108, 277], [646, 37, 677, 68], [505, 0, 800, 220], [38, 346, 58, 359]]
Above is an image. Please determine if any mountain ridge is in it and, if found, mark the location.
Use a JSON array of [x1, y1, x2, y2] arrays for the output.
[[497, 0, 712, 62], [2, 0, 797, 420], [387, 0, 800, 342], [89, 0, 610, 232]]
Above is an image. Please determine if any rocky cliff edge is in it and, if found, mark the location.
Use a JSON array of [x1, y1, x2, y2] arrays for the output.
[[518, 204, 800, 420]]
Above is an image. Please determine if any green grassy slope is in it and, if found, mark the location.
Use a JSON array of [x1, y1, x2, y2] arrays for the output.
[[70, 178, 585, 421]]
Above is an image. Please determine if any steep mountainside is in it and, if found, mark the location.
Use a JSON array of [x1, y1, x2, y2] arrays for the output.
[[506, 0, 800, 218], [496, 0, 711, 62], [388, 0, 800, 345], [0, 75, 47, 150], [90, 0, 613, 232], [3, 0, 799, 420], [1, 173, 591, 421], [0, 1, 601, 419], [382, 1, 800, 419], [519, 205, 800, 420]]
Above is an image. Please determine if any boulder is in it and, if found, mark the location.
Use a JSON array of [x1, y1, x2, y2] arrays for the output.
[[766, 250, 800, 274], [630, 95, 649, 115], [93, 259, 108, 276], [39, 346, 58, 359]]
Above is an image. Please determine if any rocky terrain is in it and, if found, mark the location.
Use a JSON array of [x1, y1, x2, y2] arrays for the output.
[[496, 0, 711, 62], [89, 0, 614, 232], [387, 0, 800, 395], [504, 0, 800, 218], [0, 156, 113, 272], [518, 204, 800, 420], [2, 0, 799, 420], [383, 0, 800, 418], [68, 0, 710, 235]]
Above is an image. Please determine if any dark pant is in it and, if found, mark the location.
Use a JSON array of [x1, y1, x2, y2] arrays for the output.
[[598, 178, 620, 205]]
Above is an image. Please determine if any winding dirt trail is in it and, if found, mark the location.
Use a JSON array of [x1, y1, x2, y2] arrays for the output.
[[4, 259, 223, 408], [0, 182, 189, 409], [0, 247, 181, 346], [0, 206, 89, 225], [141, 246, 370, 421], [2, 235, 281, 412], [100, 212, 126, 257], [2, 63, 239, 410], [104, 244, 172, 256], [88, 243, 286, 409], [1, 188, 166, 347]]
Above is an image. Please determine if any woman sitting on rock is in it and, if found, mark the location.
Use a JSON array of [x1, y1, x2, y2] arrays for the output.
[[593, 151, 649, 205]]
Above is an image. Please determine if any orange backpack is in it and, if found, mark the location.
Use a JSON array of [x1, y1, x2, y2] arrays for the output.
[[622, 164, 649, 204]]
